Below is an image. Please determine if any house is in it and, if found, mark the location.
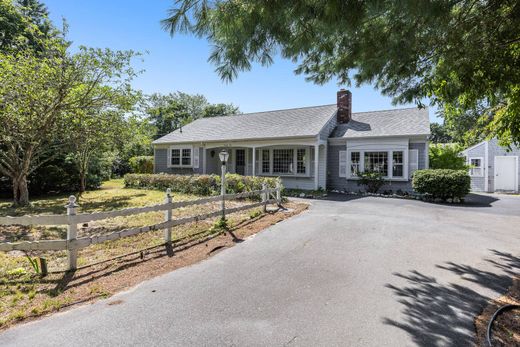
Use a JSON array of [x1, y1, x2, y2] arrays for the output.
[[152, 90, 431, 192], [461, 139, 520, 193]]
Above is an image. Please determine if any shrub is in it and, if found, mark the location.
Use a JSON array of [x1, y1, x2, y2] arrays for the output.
[[128, 156, 154, 174], [412, 169, 470, 200], [357, 171, 385, 193], [123, 173, 281, 196], [429, 143, 468, 170]]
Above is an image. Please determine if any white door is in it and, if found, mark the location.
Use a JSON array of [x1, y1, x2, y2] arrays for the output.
[[495, 156, 518, 191]]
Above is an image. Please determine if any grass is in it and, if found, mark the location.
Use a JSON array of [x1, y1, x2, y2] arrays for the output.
[[0, 179, 264, 327]]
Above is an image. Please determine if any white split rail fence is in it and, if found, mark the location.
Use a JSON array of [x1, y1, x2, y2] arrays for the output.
[[0, 182, 282, 270]]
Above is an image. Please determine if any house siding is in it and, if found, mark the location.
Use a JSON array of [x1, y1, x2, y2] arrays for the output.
[[154, 148, 204, 175], [464, 142, 487, 192]]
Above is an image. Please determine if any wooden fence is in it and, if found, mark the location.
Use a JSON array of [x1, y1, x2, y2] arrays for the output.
[[0, 183, 282, 270]]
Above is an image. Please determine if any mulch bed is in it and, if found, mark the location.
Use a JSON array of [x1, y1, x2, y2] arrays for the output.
[[0, 202, 308, 330], [475, 277, 520, 346]]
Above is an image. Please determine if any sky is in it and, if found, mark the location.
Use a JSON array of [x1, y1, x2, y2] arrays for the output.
[[44, 0, 439, 122]]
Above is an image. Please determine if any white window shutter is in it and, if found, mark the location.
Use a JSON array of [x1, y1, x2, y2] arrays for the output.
[[409, 149, 419, 178], [193, 147, 199, 169], [339, 150, 347, 178], [167, 148, 171, 167]]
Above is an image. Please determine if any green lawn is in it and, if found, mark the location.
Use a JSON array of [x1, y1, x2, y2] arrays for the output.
[[0, 179, 263, 327]]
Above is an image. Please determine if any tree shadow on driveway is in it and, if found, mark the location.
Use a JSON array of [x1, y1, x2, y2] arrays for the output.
[[383, 250, 519, 346]]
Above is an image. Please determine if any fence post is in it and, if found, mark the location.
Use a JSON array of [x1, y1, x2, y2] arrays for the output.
[[66, 195, 78, 271], [276, 182, 281, 205], [262, 183, 267, 212], [164, 188, 172, 244]]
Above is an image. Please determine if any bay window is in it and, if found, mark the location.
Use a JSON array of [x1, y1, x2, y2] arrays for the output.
[[350, 152, 360, 176], [364, 152, 388, 176], [297, 149, 307, 174], [262, 149, 270, 174], [392, 151, 404, 177]]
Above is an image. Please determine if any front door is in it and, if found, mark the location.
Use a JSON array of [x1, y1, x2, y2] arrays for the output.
[[235, 149, 246, 175], [495, 156, 517, 191]]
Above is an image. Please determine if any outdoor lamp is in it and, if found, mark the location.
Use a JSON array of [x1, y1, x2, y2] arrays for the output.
[[219, 149, 229, 164]]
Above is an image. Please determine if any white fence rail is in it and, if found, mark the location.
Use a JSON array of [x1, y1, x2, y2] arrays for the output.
[[0, 183, 282, 270]]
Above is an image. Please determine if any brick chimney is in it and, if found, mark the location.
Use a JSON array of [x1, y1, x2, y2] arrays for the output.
[[337, 89, 352, 124]]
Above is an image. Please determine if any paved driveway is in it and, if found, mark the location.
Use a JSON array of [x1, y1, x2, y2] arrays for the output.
[[1, 194, 519, 346]]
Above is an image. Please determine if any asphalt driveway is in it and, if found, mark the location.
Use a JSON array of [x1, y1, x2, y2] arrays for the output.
[[1, 193, 519, 346]]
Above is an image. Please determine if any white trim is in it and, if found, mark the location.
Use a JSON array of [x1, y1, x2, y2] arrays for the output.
[[167, 145, 193, 168], [257, 146, 311, 177], [468, 156, 484, 177], [338, 150, 347, 178], [314, 144, 319, 189], [346, 148, 409, 181], [493, 155, 519, 192]]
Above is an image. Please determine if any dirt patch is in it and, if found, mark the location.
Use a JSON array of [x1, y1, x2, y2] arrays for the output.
[[0, 201, 308, 330], [475, 276, 520, 346]]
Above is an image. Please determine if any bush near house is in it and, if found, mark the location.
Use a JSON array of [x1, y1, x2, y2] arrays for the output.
[[124, 173, 281, 196], [128, 156, 154, 174], [357, 171, 386, 193], [412, 169, 470, 200]]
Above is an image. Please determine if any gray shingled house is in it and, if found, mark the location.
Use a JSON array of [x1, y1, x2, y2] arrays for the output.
[[152, 90, 431, 191], [461, 139, 520, 193]]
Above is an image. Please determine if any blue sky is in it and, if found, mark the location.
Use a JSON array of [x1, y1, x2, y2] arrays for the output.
[[44, 0, 439, 122]]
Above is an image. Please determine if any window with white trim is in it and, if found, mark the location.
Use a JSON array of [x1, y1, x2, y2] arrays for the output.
[[350, 152, 360, 176], [364, 152, 388, 176], [297, 149, 307, 174], [469, 157, 483, 176], [170, 147, 192, 167], [392, 151, 404, 178], [171, 149, 180, 166], [273, 149, 294, 174], [262, 149, 270, 174]]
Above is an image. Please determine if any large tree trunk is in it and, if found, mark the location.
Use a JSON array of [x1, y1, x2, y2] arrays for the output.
[[12, 175, 30, 206]]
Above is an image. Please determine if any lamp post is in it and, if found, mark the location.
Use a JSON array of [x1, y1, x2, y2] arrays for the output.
[[219, 149, 229, 220]]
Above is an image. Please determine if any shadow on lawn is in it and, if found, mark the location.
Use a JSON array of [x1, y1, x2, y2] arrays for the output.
[[383, 250, 519, 346]]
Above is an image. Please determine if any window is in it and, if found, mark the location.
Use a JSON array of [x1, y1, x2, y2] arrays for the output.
[[297, 149, 307, 174], [350, 152, 360, 176], [182, 148, 191, 166], [469, 157, 483, 176], [364, 152, 388, 176], [170, 147, 192, 167], [262, 150, 270, 173], [171, 149, 180, 166], [392, 151, 404, 177], [273, 149, 294, 174]]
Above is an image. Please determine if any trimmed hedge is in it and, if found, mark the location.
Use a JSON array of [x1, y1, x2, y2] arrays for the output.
[[412, 169, 470, 200], [124, 173, 281, 196]]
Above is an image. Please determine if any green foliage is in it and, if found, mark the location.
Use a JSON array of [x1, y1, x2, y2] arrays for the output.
[[429, 144, 468, 170], [146, 92, 239, 139], [212, 217, 229, 231], [412, 169, 470, 200], [123, 173, 281, 196], [128, 156, 154, 174], [357, 171, 385, 193], [429, 123, 453, 144], [163, 1, 520, 145]]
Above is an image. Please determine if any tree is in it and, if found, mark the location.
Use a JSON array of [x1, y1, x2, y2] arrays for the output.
[[145, 92, 239, 139], [163, 1, 520, 145], [429, 144, 468, 171], [0, 46, 140, 205], [0, 0, 56, 53], [429, 123, 452, 144]]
